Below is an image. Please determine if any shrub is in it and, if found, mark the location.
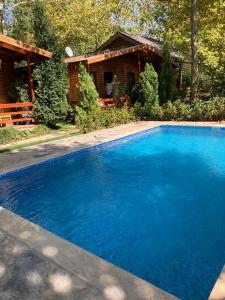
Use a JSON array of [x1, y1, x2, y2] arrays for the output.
[[163, 101, 177, 120], [139, 63, 159, 107], [134, 97, 225, 122], [173, 100, 192, 121], [75, 63, 100, 133], [0, 126, 19, 144], [32, 0, 69, 127], [159, 37, 174, 104], [76, 106, 135, 134], [191, 100, 205, 121], [77, 64, 100, 112], [112, 75, 126, 99], [149, 103, 164, 120]]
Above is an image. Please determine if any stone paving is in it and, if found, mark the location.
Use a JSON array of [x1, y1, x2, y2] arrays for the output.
[[0, 208, 178, 300], [1, 121, 225, 299]]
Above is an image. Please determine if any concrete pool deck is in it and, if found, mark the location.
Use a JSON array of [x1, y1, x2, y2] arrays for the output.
[[1, 121, 225, 299]]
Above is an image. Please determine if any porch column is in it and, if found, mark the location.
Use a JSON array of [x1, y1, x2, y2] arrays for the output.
[[179, 62, 183, 91], [26, 56, 35, 101], [137, 51, 141, 87]]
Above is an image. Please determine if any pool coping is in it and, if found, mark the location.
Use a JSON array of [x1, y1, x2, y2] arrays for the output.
[[1, 121, 225, 299], [0, 206, 178, 299]]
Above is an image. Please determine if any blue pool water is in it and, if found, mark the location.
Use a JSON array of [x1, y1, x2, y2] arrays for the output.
[[1, 125, 225, 299]]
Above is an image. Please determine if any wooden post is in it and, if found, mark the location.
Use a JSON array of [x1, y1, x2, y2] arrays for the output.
[[179, 62, 183, 91], [27, 56, 35, 101], [137, 52, 141, 77], [137, 51, 141, 87]]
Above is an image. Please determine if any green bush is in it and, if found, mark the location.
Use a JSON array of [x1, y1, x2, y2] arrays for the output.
[[134, 97, 225, 122], [32, 0, 69, 127], [139, 63, 159, 107], [75, 63, 100, 133], [75, 107, 100, 134], [149, 103, 164, 120], [174, 100, 192, 121], [191, 100, 205, 121], [0, 126, 19, 144], [76, 106, 135, 134], [163, 101, 177, 120]]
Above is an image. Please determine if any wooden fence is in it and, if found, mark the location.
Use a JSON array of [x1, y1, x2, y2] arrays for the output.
[[0, 102, 33, 126], [98, 96, 130, 109]]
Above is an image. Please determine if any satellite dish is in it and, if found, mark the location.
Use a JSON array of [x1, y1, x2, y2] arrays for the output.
[[65, 47, 74, 57]]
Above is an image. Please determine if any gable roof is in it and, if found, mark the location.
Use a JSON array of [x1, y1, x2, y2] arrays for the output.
[[65, 44, 146, 64], [65, 31, 183, 65], [95, 32, 183, 61], [0, 35, 52, 60]]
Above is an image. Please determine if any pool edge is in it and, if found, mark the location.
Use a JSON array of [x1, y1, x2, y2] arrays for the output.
[[0, 205, 178, 299]]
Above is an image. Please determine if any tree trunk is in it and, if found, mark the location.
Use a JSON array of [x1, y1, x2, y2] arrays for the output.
[[0, 0, 8, 35], [190, 0, 198, 101]]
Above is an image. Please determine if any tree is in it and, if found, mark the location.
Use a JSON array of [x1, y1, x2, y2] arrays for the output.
[[190, 0, 198, 100], [75, 63, 100, 133], [76, 63, 99, 112], [159, 37, 173, 104], [140, 63, 159, 107], [32, 0, 69, 127], [46, 0, 137, 53], [10, 0, 34, 43], [136, 0, 225, 96]]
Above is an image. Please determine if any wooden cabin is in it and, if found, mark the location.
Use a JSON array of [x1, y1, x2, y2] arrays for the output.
[[0, 35, 52, 125], [65, 32, 183, 105]]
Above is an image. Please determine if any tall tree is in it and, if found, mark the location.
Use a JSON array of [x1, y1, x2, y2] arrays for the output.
[[159, 37, 173, 104], [136, 0, 225, 96], [190, 0, 198, 100], [32, 0, 69, 127], [0, 0, 11, 34], [46, 0, 137, 53]]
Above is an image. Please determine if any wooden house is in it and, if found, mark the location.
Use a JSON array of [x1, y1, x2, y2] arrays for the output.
[[65, 32, 183, 105], [0, 35, 52, 125]]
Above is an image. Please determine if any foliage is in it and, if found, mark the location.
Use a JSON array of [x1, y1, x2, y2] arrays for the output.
[[75, 63, 100, 133], [137, 0, 225, 96], [112, 75, 126, 99], [10, 0, 34, 43], [139, 63, 159, 107], [32, 0, 69, 127], [46, 0, 137, 53], [0, 126, 19, 144], [159, 37, 174, 104], [7, 73, 30, 102], [74, 64, 134, 134], [134, 97, 225, 122], [75, 106, 135, 134], [76, 63, 99, 112]]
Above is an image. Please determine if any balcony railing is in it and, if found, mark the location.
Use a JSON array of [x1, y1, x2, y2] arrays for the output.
[[0, 102, 33, 126]]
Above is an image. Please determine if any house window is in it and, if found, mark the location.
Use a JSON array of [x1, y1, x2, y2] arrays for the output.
[[127, 72, 135, 91], [104, 72, 114, 97]]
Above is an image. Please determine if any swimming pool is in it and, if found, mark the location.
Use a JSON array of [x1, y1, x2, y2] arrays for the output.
[[1, 125, 225, 299]]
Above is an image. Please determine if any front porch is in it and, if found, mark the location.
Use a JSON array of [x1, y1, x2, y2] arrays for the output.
[[0, 35, 52, 126]]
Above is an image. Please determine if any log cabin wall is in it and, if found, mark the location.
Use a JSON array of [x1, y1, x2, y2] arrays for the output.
[[68, 53, 142, 104], [0, 59, 15, 104]]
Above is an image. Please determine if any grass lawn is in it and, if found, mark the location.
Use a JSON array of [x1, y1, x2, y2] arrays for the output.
[[0, 122, 80, 153]]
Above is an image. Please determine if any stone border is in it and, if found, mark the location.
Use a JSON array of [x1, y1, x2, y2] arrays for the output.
[[0, 206, 178, 299], [208, 266, 225, 300]]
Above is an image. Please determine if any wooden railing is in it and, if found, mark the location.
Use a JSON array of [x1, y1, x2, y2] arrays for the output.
[[98, 96, 130, 109], [0, 102, 33, 125]]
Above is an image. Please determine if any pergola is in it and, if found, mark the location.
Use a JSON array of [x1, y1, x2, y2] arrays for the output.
[[0, 35, 52, 101], [0, 35, 52, 126]]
